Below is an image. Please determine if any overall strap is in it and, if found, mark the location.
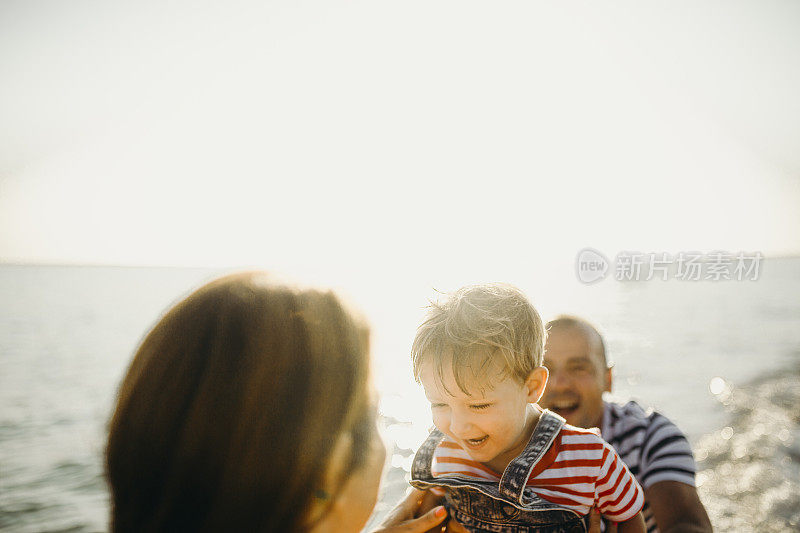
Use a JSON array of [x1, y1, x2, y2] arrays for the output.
[[498, 409, 566, 503], [411, 429, 446, 480]]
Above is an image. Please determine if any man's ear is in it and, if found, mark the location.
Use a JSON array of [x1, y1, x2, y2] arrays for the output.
[[525, 366, 549, 403]]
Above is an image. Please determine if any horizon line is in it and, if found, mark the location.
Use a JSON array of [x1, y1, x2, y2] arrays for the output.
[[2, 252, 800, 270]]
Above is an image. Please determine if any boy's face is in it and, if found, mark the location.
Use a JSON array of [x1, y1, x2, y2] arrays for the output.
[[540, 326, 611, 430], [419, 357, 546, 472]]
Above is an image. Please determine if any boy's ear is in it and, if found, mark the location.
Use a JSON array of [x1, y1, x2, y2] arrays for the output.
[[525, 366, 549, 404], [603, 366, 612, 394]]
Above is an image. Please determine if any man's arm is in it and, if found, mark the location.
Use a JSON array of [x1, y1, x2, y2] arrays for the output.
[[635, 408, 712, 533], [616, 511, 646, 533], [644, 481, 712, 533]]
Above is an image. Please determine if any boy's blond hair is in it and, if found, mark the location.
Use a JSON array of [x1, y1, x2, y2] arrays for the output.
[[411, 283, 545, 395]]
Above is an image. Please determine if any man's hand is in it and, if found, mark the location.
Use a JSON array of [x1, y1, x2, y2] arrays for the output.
[[587, 507, 617, 533], [372, 488, 448, 533], [586, 507, 645, 533]]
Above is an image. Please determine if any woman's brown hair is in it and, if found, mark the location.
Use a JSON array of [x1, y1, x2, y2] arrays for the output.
[[106, 272, 373, 532]]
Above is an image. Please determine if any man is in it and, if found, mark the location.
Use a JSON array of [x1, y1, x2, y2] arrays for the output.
[[539, 316, 713, 533]]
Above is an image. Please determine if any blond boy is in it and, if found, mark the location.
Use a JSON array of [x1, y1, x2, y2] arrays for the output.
[[409, 284, 645, 532]]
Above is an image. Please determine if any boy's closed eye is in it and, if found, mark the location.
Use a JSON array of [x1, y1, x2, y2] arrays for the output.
[[428, 402, 492, 410]]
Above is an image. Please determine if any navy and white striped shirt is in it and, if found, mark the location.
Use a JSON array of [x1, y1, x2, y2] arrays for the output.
[[601, 401, 696, 533]]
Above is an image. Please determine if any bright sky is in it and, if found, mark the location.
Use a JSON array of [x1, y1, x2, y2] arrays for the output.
[[1, 0, 799, 279], [1, 0, 799, 417]]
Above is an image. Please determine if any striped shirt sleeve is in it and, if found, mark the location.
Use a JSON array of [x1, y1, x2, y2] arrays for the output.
[[639, 413, 696, 489], [594, 439, 645, 522]]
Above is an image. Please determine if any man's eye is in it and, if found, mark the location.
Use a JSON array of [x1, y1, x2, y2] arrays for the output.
[[430, 403, 446, 409], [470, 404, 491, 410], [568, 365, 591, 373]]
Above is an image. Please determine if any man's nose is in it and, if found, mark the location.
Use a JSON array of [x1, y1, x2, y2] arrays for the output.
[[546, 370, 571, 392]]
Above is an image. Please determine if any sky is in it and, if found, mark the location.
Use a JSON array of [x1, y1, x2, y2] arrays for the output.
[[1, 0, 799, 442], [1, 0, 799, 282]]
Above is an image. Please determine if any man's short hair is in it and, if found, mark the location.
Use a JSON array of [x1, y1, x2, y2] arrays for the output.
[[411, 283, 545, 394], [545, 315, 610, 369]]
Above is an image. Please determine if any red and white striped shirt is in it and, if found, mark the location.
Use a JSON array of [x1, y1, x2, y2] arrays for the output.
[[432, 424, 645, 522]]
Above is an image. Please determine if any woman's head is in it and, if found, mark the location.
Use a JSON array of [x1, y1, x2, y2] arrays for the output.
[[106, 272, 382, 532]]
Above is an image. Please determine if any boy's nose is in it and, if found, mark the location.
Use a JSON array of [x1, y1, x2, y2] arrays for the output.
[[449, 413, 475, 437]]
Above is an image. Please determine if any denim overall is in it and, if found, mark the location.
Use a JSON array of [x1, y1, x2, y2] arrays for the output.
[[410, 410, 588, 533]]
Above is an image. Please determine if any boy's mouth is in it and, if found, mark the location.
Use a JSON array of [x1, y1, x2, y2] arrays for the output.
[[463, 435, 489, 449]]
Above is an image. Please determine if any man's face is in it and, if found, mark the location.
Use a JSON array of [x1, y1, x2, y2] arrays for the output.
[[419, 358, 542, 473], [540, 326, 610, 430]]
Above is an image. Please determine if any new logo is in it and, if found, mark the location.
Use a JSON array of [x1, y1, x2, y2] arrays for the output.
[[575, 248, 609, 284]]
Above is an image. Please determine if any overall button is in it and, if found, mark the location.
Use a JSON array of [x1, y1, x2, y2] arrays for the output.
[[499, 504, 520, 520]]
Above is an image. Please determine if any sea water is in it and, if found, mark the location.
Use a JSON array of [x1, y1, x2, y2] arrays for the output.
[[0, 261, 798, 532]]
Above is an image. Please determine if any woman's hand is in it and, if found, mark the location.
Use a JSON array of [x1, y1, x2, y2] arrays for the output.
[[371, 488, 448, 533]]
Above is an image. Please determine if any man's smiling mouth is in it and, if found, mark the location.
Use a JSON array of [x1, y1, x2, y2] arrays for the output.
[[549, 400, 579, 417]]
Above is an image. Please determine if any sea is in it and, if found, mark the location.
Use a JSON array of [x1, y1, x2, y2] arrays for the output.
[[1, 260, 798, 532]]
